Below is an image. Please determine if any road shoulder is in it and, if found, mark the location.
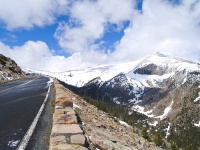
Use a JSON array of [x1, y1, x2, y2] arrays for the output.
[[25, 82, 54, 150]]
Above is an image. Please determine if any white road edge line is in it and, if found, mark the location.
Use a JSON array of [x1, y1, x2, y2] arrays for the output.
[[17, 78, 53, 150]]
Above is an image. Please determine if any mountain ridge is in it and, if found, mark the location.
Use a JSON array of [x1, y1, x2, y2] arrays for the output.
[[24, 52, 200, 149]]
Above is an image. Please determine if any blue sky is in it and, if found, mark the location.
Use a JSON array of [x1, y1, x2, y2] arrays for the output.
[[0, 0, 200, 72], [0, 24, 58, 49], [0, 12, 130, 57]]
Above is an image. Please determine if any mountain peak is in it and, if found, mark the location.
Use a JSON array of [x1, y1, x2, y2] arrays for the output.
[[152, 52, 167, 57]]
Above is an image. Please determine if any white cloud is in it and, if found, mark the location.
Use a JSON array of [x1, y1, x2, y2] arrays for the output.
[[0, 0, 69, 30], [0, 41, 109, 72], [55, 0, 200, 67], [54, 0, 134, 53], [112, 0, 200, 62]]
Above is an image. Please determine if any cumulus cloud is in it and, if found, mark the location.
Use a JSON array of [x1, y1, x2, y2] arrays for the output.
[[54, 0, 134, 53], [0, 0, 70, 30], [55, 0, 200, 65], [112, 0, 200, 61], [0, 41, 110, 72]]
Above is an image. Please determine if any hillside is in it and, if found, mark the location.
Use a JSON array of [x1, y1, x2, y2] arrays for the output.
[[0, 54, 25, 83], [25, 52, 200, 149], [52, 79, 163, 150]]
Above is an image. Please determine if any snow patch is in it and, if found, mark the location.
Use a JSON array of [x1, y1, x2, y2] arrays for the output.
[[8, 139, 20, 148], [113, 97, 121, 104], [132, 105, 154, 118], [194, 92, 200, 102], [181, 77, 187, 85], [148, 121, 158, 126], [194, 121, 200, 127], [155, 100, 173, 120], [119, 120, 130, 127], [47, 77, 53, 86], [127, 73, 174, 87], [165, 123, 171, 139]]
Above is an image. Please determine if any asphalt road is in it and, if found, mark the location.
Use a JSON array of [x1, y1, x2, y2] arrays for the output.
[[0, 76, 53, 150]]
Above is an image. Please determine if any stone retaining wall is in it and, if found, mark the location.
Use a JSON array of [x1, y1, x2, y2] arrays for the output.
[[50, 79, 88, 150]]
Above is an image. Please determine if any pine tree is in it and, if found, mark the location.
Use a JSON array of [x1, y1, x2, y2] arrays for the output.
[[153, 132, 163, 146], [171, 141, 179, 150], [142, 128, 150, 141]]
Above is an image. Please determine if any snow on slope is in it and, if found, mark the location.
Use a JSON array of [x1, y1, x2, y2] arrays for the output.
[[24, 52, 200, 88], [57, 61, 144, 87], [125, 52, 200, 87], [46, 60, 143, 87], [137, 52, 199, 73], [23, 52, 200, 121], [24, 53, 199, 92], [126, 72, 175, 87], [69, 53, 196, 88], [0, 71, 13, 80], [155, 100, 173, 120]]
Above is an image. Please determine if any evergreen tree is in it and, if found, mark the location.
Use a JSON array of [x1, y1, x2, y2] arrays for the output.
[[142, 128, 151, 141], [171, 142, 179, 150], [153, 132, 163, 146]]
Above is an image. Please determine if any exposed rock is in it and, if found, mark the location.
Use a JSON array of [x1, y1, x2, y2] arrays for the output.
[[55, 107, 76, 115], [0, 54, 25, 83], [51, 143, 87, 150], [50, 135, 66, 144], [53, 115, 77, 124], [55, 98, 73, 108], [90, 138, 132, 150], [51, 124, 83, 136], [71, 134, 86, 146]]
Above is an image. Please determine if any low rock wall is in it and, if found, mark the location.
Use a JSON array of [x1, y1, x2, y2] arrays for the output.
[[50, 79, 88, 150]]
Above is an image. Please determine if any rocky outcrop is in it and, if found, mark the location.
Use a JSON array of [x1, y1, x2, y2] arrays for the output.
[[0, 54, 25, 83], [51, 79, 163, 150]]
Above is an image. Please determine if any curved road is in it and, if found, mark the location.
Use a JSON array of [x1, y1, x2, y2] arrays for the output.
[[0, 76, 52, 150]]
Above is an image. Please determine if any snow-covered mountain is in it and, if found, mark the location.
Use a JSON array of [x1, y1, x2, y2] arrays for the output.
[[25, 51, 200, 116], [25, 52, 199, 87], [24, 52, 200, 105], [25, 52, 200, 149]]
